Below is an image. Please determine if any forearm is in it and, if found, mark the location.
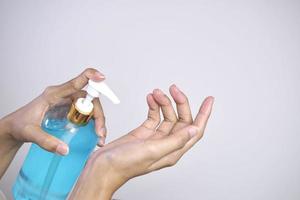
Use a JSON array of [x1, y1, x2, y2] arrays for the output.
[[69, 159, 114, 200], [0, 117, 22, 179]]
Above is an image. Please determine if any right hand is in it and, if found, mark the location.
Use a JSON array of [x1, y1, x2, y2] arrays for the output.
[[70, 85, 214, 200]]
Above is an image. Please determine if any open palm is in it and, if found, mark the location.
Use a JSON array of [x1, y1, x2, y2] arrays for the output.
[[89, 84, 214, 192]]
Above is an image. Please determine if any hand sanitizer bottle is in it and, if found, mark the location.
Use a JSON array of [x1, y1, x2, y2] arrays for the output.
[[12, 80, 120, 200]]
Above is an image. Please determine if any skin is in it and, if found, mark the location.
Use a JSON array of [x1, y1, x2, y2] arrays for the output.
[[0, 68, 214, 199], [70, 85, 214, 199], [0, 68, 107, 178]]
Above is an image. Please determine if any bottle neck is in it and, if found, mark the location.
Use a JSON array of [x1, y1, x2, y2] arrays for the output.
[[67, 103, 93, 126]]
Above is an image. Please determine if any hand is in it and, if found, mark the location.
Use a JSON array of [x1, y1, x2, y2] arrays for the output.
[[0, 68, 106, 178], [71, 85, 214, 200]]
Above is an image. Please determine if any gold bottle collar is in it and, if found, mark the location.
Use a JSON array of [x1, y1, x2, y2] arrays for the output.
[[67, 103, 93, 125]]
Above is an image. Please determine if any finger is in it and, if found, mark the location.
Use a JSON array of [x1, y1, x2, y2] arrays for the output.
[[193, 96, 214, 132], [97, 126, 107, 147], [72, 91, 106, 146], [141, 93, 161, 130], [93, 98, 107, 146], [71, 89, 106, 146], [70, 90, 87, 102], [148, 97, 214, 170], [48, 68, 105, 99], [177, 96, 214, 149], [169, 84, 193, 124], [147, 148, 184, 171], [152, 89, 177, 134], [25, 125, 69, 155], [43, 90, 87, 109], [145, 125, 195, 161]]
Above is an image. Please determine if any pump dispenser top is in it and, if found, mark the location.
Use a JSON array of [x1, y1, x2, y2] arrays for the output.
[[67, 80, 120, 125]]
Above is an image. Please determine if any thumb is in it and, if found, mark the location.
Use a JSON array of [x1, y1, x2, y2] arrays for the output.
[[25, 125, 69, 155]]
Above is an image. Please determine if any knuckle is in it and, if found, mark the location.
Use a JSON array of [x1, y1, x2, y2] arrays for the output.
[[187, 118, 193, 123], [41, 136, 55, 151], [163, 118, 177, 126], [96, 115, 106, 124], [42, 85, 56, 98], [170, 117, 178, 123], [148, 115, 160, 125], [145, 143, 159, 159], [70, 79, 80, 91], [179, 114, 193, 124], [163, 112, 178, 123], [84, 67, 97, 74], [147, 143, 156, 153]]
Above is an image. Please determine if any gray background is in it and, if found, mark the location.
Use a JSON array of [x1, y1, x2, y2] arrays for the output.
[[0, 0, 300, 199]]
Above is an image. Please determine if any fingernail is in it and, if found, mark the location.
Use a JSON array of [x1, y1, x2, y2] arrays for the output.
[[56, 143, 69, 155], [102, 137, 106, 145], [188, 126, 199, 138], [99, 137, 105, 147], [172, 84, 180, 92], [154, 88, 162, 95], [95, 71, 105, 79], [200, 96, 215, 115]]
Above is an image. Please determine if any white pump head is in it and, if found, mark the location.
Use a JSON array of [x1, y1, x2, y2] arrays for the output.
[[75, 80, 120, 115]]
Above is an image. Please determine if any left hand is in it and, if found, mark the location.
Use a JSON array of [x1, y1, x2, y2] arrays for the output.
[[0, 68, 106, 156]]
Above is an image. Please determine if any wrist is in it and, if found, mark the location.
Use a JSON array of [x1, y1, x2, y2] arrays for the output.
[[70, 157, 116, 200], [0, 116, 12, 136], [0, 116, 22, 148], [0, 116, 17, 144], [0, 117, 22, 178]]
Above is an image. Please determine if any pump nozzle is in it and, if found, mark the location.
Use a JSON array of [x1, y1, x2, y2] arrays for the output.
[[67, 80, 120, 125], [87, 80, 120, 104]]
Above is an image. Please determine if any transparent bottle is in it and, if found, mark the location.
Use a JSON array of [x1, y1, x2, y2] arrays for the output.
[[12, 80, 120, 200]]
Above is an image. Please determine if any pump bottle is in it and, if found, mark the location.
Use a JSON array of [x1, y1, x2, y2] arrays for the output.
[[12, 80, 120, 200]]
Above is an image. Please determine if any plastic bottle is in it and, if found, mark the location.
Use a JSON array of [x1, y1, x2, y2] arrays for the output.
[[12, 80, 120, 200]]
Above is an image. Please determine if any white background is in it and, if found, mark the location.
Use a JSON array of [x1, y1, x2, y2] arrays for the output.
[[0, 0, 300, 199]]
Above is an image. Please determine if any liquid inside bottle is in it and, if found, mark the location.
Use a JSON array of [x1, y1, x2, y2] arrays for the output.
[[12, 104, 99, 200]]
